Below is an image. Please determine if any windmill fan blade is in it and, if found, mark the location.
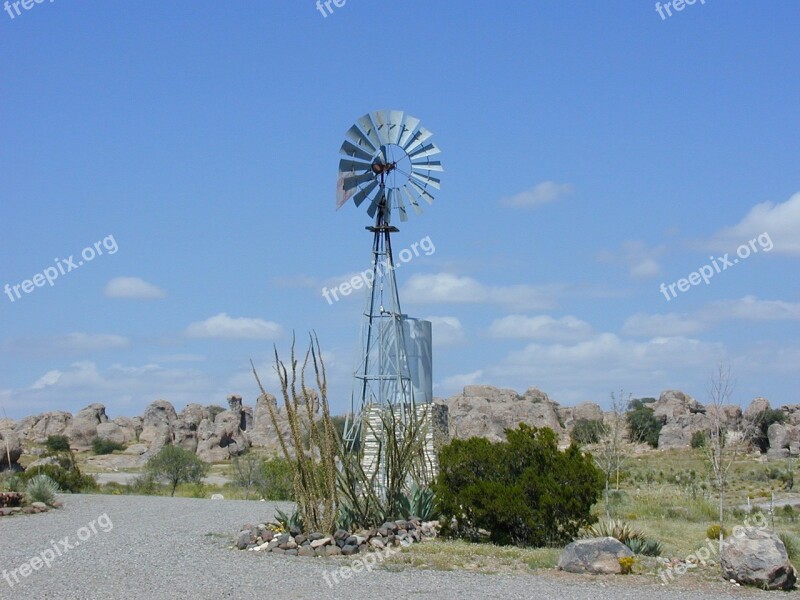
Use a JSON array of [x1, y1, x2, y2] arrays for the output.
[[342, 171, 375, 193], [352, 179, 379, 207], [397, 115, 421, 148], [340, 140, 374, 163], [387, 110, 404, 144], [372, 110, 392, 146], [366, 193, 383, 219], [402, 185, 424, 215], [336, 174, 353, 209], [410, 171, 442, 190], [408, 142, 441, 162], [408, 179, 435, 205], [357, 114, 383, 151], [345, 124, 377, 153], [410, 159, 444, 172], [394, 188, 409, 222], [403, 126, 433, 154], [384, 188, 394, 224], [339, 158, 372, 176]]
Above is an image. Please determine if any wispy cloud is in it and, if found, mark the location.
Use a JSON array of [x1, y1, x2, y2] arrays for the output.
[[488, 314, 593, 342], [104, 277, 166, 299], [500, 181, 574, 208]]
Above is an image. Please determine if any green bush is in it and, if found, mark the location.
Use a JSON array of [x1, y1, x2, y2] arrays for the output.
[[129, 473, 162, 495], [22, 463, 97, 493], [690, 430, 707, 449], [146, 445, 208, 496], [706, 524, 728, 540], [26, 474, 60, 505], [626, 400, 662, 448], [257, 456, 295, 501], [782, 505, 796, 522], [571, 419, 608, 446], [91, 437, 125, 455], [435, 424, 603, 547], [45, 435, 71, 453]]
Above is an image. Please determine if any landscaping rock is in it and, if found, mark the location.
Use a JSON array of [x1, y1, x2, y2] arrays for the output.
[[721, 528, 796, 590], [236, 530, 252, 550], [558, 537, 634, 575]]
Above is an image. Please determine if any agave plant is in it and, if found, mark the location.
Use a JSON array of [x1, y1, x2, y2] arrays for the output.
[[26, 474, 60, 505]]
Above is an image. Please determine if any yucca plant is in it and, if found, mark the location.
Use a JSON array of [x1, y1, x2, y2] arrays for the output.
[[26, 474, 60, 505], [582, 519, 662, 556]]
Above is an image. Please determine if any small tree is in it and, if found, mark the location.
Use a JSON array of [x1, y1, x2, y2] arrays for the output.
[[146, 445, 208, 496], [595, 391, 633, 520], [703, 365, 753, 559], [231, 452, 262, 500], [46, 435, 71, 453], [571, 418, 608, 446], [626, 399, 662, 448]]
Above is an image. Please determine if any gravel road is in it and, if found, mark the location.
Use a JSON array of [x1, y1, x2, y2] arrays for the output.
[[0, 495, 781, 600]]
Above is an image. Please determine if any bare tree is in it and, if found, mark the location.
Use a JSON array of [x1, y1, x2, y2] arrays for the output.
[[594, 390, 632, 520], [703, 364, 752, 554]]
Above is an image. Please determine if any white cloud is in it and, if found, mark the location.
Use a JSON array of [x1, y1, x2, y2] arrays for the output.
[[104, 277, 166, 299], [488, 315, 593, 342], [597, 241, 664, 280], [500, 181, 574, 208], [30, 370, 63, 390], [185, 313, 283, 340], [710, 192, 800, 255], [435, 370, 484, 394], [622, 313, 707, 337], [424, 316, 466, 346], [702, 296, 800, 321], [402, 273, 557, 311]]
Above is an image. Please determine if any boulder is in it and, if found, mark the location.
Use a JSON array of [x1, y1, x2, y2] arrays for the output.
[[721, 528, 796, 590], [558, 537, 634, 574], [139, 400, 177, 455], [653, 390, 704, 421], [95, 422, 126, 446], [65, 404, 109, 450], [112, 416, 142, 444], [25, 411, 73, 444], [195, 409, 249, 463], [744, 397, 771, 419]]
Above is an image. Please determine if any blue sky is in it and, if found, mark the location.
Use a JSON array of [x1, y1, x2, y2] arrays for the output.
[[1, 1, 798, 420]]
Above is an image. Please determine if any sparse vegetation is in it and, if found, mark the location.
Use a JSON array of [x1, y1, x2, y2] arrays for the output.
[[26, 473, 60, 505], [45, 435, 71, 453], [571, 418, 607, 446]]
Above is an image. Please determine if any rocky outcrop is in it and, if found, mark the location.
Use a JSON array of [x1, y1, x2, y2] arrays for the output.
[[139, 400, 177, 456], [721, 528, 796, 590], [64, 404, 109, 450], [23, 411, 72, 444], [744, 397, 771, 419], [444, 385, 564, 443], [558, 537, 634, 574]]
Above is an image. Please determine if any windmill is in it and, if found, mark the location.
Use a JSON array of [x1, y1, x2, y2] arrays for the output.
[[336, 110, 442, 487]]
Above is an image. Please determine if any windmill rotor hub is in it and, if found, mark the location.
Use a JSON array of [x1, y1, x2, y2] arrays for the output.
[[371, 160, 397, 175]]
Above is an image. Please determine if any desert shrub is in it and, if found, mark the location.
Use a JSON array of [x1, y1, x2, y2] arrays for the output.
[[22, 463, 97, 493], [690, 430, 707, 449], [583, 519, 662, 556], [618, 556, 635, 574], [435, 424, 603, 547], [45, 435, 71, 453], [0, 472, 24, 493], [779, 532, 799, 561], [257, 456, 295, 501], [626, 400, 662, 448], [26, 474, 60, 505], [91, 437, 125, 455], [571, 419, 608, 446], [146, 445, 208, 496], [706, 524, 728, 540], [782, 505, 796, 522], [750, 409, 787, 453]]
